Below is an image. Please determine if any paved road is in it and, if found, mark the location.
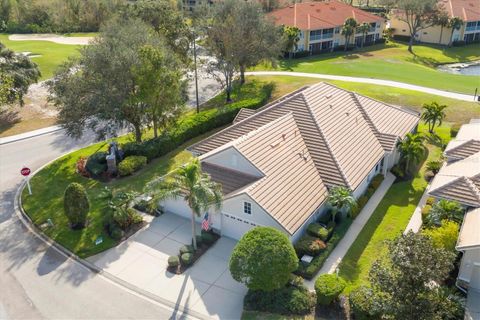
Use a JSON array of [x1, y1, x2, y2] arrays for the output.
[[0, 130, 201, 319], [246, 71, 479, 102]]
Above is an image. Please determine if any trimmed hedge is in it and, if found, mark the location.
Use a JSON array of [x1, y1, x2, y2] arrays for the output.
[[85, 152, 108, 177], [307, 223, 329, 241], [181, 252, 193, 265], [295, 235, 327, 256], [295, 219, 353, 279], [118, 156, 147, 176], [168, 255, 179, 268], [244, 285, 315, 315], [122, 83, 273, 162], [314, 274, 346, 305]]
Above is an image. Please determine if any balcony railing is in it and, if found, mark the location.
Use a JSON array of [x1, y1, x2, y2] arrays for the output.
[[465, 25, 480, 32], [310, 33, 333, 41]]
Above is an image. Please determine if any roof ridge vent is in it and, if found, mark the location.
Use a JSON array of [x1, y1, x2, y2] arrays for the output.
[[325, 94, 332, 99]]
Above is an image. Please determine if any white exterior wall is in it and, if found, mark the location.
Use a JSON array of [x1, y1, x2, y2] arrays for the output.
[[290, 203, 327, 243], [458, 248, 480, 284], [353, 158, 384, 199], [202, 147, 263, 177]]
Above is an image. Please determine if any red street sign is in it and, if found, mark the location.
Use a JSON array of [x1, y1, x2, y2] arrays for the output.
[[21, 167, 31, 176]]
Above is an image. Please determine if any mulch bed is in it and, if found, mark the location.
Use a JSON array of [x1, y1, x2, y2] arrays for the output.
[[167, 232, 221, 275]]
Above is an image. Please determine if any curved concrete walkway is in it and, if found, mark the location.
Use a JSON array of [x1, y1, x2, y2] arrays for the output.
[[246, 71, 477, 102], [9, 34, 93, 45]]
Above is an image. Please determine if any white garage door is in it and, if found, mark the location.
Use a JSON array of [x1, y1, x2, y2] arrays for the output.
[[162, 198, 191, 219], [222, 214, 257, 240]]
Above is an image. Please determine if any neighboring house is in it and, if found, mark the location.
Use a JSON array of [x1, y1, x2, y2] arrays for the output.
[[389, 0, 480, 45], [427, 119, 480, 318], [267, 0, 386, 54], [162, 82, 419, 242]]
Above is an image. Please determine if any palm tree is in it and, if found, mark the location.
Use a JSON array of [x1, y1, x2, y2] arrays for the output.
[[146, 158, 223, 250], [435, 13, 450, 45], [421, 102, 447, 133], [448, 17, 464, 47], [397, 133, 425, 174], [342, 17, 358, 52], [357, 22, 370, 48], [283, 26, 301, 59], [327, 186, 356, 222]]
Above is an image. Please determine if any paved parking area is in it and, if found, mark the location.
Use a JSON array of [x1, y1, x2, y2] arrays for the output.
[[87, 213, 246, 319]]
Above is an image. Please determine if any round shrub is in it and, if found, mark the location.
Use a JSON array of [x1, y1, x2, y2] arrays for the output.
[[229, 227, 298, 291], [63, 182, 90, 229], [110, 226, 125, 241], [85, 152, 108, 177], [118, 156, 147, 176], [295, 235, 326, 256], [244, 286, 315, 315], [168, 255, 179, 268], [181, 252, 193, 266], [307, 223, 329, 241], [201, 231, 215, 244], [180, 245, 194, 254], [314, 274, 346, 305]]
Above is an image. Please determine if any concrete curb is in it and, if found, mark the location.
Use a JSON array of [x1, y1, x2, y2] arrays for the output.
[[0, 126, 63, 145], [14, 164, 209, 320]]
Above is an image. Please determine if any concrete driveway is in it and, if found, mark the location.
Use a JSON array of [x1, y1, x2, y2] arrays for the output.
[[87, 213, 246, 320]]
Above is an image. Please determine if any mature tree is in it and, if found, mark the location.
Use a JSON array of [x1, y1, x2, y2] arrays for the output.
[[447, 17, 464, 46], [132, 45, 187, 138], [421, 101, 447, 133], [124, 0, 191, 62], [64, 182, 90, 229], [48, 18, 167, 142], [0, 43, 40, 106], [234, 1, 282, 84], [327, 186, 356, 222], [434, 11, 450, 44], [146, 158, 223, 250], [422, 220, 459, 252], [397, 133, 424, 174], [426, 199, 464, 227], [357, 22, 371, 48], [341, 18, 357, 52], [229, 226, 298, 291], [366, 231, 457, 319], [282, 25, 301, 59], [383, 0, 439, 52]]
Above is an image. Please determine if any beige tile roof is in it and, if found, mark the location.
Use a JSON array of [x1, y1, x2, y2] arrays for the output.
[[445, 140, 480, 161], [233, 108, 256, 124], [190, 82, 419, 190], [201, 162, 259, 195], [203, 113, 329, 234], [457, 207, 480, 250], [430, 151, 480, 207]]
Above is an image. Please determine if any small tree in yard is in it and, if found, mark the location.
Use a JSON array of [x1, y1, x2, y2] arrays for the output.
[[315, 274, 346, 306], [434, 11, 449, 45], [447, 17, 464, 47], [282, 26, 301, 59], [341, 18, 358, 52], [327, 186, 356, 222], [421, 101, 447, 133], [356, 231, 457, 319], [357, 22, 371, 48], [229, 226, 298, 292], [146, 158, 223, 250], [397, 133, 424, 175], [64, 183, 90, 229]]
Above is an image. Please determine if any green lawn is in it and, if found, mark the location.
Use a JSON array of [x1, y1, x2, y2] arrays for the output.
[[255, 41, 480, 94], [338, 123, 451, 292], [0, 34, 82, 80], [248, 75, 480, 124]]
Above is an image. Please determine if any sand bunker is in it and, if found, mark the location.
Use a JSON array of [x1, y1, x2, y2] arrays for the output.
[[9, 34, 93, 45]]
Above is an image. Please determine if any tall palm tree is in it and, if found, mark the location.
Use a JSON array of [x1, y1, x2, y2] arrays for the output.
[[421, 101, 447, 133], [327, 186, 356, 222], [448, 17, 464, 47], [146, 158, 223, 250], [342, 17, 358, 52], [397, 133, 425, 174], [283, 26, 300, 59], [357, 22, 371, 48], [435, 13, 450, 45]]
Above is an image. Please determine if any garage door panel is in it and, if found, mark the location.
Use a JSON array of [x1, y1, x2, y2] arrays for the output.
[[222, 214, 257, 240]]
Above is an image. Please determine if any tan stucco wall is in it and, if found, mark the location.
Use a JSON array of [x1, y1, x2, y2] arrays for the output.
[[389, 16, 465, 45]]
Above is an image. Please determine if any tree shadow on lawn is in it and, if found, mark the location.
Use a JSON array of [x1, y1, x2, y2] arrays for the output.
[[0, 109, 20, 134], [338, 152, 429, 286]]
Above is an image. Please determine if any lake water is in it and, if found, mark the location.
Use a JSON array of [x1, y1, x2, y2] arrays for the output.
[[437, 62, 480, 75]]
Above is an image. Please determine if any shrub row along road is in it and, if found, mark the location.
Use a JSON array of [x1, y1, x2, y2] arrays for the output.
[[0, 130, 199, 319], [246, 71, 478, 102]]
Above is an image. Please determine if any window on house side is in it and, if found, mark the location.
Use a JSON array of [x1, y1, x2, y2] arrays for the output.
[[244, 202, 252, 214]]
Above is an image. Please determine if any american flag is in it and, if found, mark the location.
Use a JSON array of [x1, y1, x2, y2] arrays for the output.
[[202, 212, 210, 231]]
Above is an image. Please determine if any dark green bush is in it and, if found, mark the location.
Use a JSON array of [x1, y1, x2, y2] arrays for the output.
[[318, 210, 332, 224], [201, 231, 215, 244], [180, 245, 194, 254], [314, 274, 346, 305], [357, 195, 369, 209], [244, 285, 315, 315], [370, 174, 384, 190], [110, 226, 124, 241], [295, 235, 326, 256], [181, 252, 193, 265], [391, 164, 405, 179], [113, 208, 143, 230], [307, 223, 329, 241], [63, 182, 90, 229], [349, 286, 381, 319], [450, 123, 461, 138], [194, 235, 203, 246], [85, 152, 108, 177], [118, 156, 147, 176], [168, 256, 179, 268]]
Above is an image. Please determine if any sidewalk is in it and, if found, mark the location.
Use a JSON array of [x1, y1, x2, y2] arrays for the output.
[[246, 71, 476, 102], [404, 184, 431, 234], [0, 125, 62, 145], [304, 172, 396, 290]]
